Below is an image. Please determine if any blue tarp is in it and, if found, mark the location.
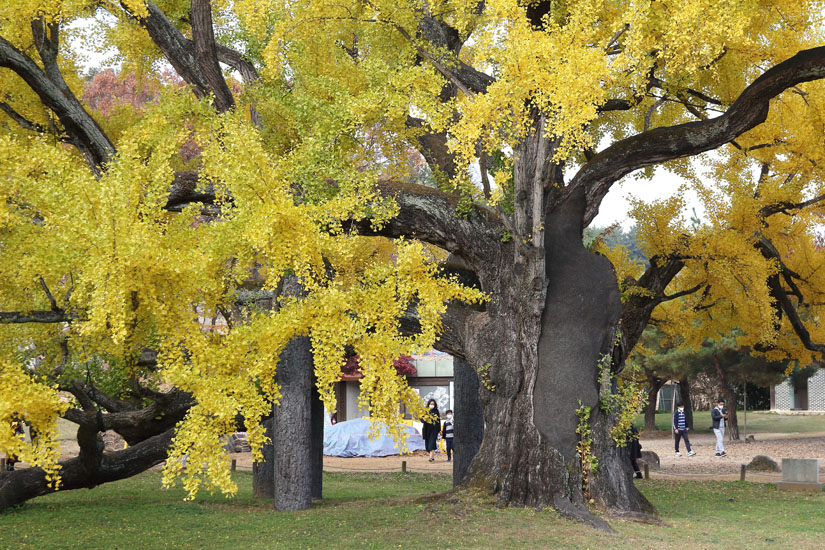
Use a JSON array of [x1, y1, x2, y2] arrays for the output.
[[323, 417, 425, 457]]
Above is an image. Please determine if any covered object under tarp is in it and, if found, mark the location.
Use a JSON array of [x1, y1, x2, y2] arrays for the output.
[[323, 418, 426, 457]]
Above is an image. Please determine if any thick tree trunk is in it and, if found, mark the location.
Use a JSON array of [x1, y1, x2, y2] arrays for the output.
[[644, 377, 666, 432], [678, 378, 694, 430], [252, 417, 274, 498], [461, 189, 650, 528], [252, 380, 323, 502], [271, 334, 314, 511], [452, 356, 483, 487], [0, 428, 173, 511]]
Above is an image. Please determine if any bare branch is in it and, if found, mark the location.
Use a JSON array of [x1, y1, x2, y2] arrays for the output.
[[478, 145, 492, 201], [215, 44, 259, 83], [122, 1, 210, 98], [617, 255, 686, 363], [644, 97, 666, 131], [661, 282, 704, 302], [0, 100, 47, 133], [392, 24, 493, 96], [759, 192, 825, 218], [774, 285, 825, 355], [406, 115, 459, 179], [38, 276, 60, 312], [605, 24, 630, 53]]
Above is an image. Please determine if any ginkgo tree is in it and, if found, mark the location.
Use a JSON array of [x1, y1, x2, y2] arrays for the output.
[[0, 0, 483, 511], [3, 0, 825, 528]]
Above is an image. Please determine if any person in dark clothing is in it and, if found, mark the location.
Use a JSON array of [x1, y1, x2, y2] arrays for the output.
[[441, 409, 454, 462], [672, 403, 695, 457], [421, 399, 440, 462], [628, 424, 643, 479]]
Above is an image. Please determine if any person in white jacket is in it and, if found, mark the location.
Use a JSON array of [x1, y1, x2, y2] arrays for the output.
[[711, 399, 729, 457]]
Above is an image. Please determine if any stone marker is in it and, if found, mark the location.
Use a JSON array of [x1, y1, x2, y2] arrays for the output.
[[747, 455, 779, 472], [639, 450, 660, 470], [776, 458, 824, 492]]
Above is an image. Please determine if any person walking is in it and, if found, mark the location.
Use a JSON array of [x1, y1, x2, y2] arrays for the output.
[[672, 403, 695, 457], [421, 399, 441, 462], [441, 410, 454, 462], [711, 399, 728, 457]]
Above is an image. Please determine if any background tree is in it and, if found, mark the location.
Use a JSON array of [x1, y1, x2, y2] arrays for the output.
[[630, 327, 791, 435]]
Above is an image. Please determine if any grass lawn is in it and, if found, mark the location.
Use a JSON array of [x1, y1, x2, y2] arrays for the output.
[[634, 410, 825, 434], [1, 471, 823, 549]]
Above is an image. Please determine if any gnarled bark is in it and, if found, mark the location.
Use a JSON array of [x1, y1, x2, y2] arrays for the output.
[[459, 187, 647, 528]]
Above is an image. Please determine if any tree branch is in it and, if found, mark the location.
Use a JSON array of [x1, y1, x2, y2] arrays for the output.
[[576, 46, 825, 224], [347, 180, 505, 266], [0, 27, 115, 169], [38, 276, 60, 312], [773, 286, 825, 355], [0, 427, 174, 511], [0, 100, 48, 134], [661, 283, 704, 302], [759, 192, 825, 218], [0, 310, 70, 324], [393, 23, 493, 96], [618, 255, 686, 364], [123, 1, 211, 98], [164, 171, 218, 211], [406, 115, 458, 179], [190, 0, 235, 112]]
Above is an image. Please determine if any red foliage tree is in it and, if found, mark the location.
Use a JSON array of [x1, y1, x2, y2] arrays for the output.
[[341, 355, 417, 378]]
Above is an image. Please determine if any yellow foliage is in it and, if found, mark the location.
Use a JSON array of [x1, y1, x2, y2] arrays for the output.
[[4, 0, 825, 501], [0, 362, 68, 488], [0, 86, 484, 497]]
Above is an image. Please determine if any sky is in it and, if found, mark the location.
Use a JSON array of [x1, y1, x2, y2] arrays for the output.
[[592, 169, 704, 229]]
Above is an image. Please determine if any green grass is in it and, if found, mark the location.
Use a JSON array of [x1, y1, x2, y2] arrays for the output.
[[1, 472, 824, 549], [634, 410, 825, 434]]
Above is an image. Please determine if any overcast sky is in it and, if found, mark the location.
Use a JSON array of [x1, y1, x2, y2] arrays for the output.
[[592, 169, 703, 229]]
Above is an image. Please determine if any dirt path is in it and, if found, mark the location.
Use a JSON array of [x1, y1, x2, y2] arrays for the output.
[[229, 450, 454, 474], [637, 431, 825, 480], [22, 430, 823, 480], [220, 431, 825, 478]]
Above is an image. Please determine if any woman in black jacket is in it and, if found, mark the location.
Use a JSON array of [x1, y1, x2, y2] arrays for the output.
[[421, 399, 440, 462]]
